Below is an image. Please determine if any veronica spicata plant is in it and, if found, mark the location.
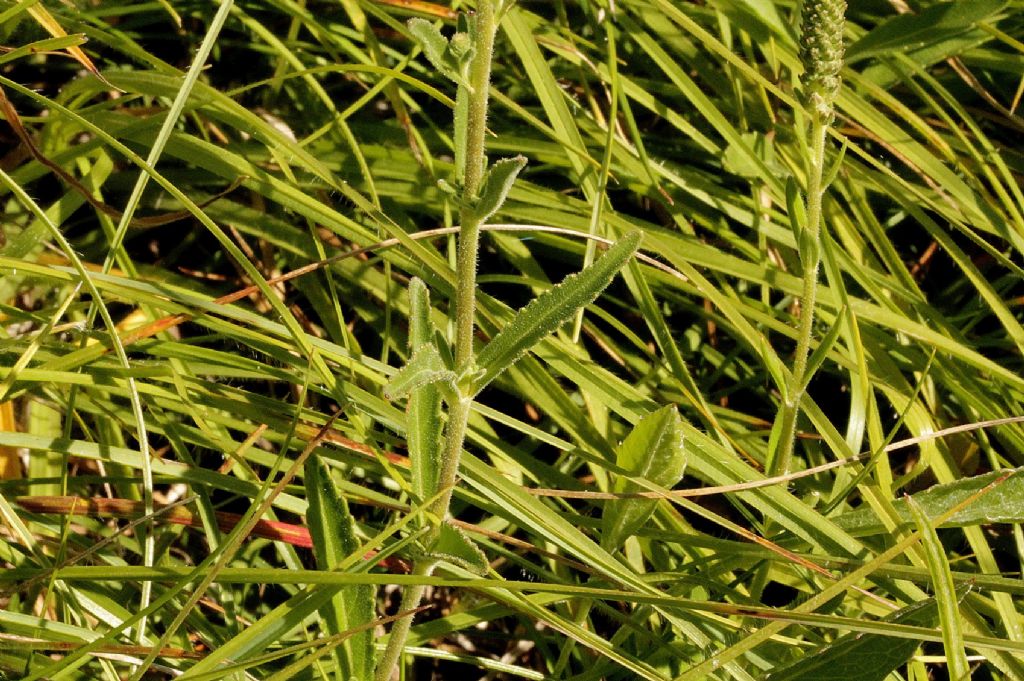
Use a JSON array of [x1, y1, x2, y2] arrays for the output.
[[374, 2, 643, 678], [770, 0, 847, 477]]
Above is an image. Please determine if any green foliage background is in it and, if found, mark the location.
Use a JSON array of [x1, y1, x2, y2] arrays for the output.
[[1, 0, 1024, 678]]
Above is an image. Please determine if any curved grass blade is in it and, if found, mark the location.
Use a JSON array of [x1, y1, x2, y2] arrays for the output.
[[834, 467, 1024, 535], [907, 496, 970, 681], [766, 589, 959, 681]]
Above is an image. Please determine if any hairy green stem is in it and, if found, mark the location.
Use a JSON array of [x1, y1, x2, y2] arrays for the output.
[[773, 116, 829, 476], [453, 211, 485, 373], [452, 0, 496, 372], [430, 397, 473, 520], [373, 561, 434, 681], [771, 0, 845, 475], [375, 4, 499, 678]]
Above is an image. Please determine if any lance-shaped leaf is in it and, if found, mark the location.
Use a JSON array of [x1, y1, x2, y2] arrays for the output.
[[467, 155, 527, 223], [383, 343, 456, 401], [833, 466, 1024, 536], [406, 279, 444, 503], [452, 11, 477, 179], [303, 456, 374, 681], [408, 18, 454, 77], [601, 405, 687, 552], [473, 231, 641, 391], [785, 175, 806, 224], [422, 522, 489, 575]]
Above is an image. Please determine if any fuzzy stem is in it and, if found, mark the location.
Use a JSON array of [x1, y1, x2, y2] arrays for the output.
[[430, 397, 473, 520], [453, 0, 496, 373], [772, 0, 844, 475], [372, 561, 435, 681], [373, 399, 470, 680], [773, 115, 829, 476], [374, 4, 499, 679]]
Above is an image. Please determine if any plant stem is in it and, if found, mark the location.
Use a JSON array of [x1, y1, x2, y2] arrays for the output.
[[773, 116, 829, 476], [373, 561, 434, 681], [430, 397, 473, 520], [452, 0, 497, 373], [375, 4, 499, 679]]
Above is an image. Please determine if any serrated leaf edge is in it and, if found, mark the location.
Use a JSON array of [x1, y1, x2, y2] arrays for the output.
[[473, 231, 641, 391], [423, 523, 489, 575], [384, 345, 456, 400]]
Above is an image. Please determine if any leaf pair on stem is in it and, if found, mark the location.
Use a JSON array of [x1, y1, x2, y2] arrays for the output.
[[321, 7, 680, 679], [387, 231, 644, 402]]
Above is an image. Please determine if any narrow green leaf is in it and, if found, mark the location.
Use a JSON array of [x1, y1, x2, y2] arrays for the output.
[[408, 17, 474, 89], [797, 226, 820, 274], [846, 0, 1007, 63], [303, 457, 374, 681], [834, 467, 1024, 535], [907, 496, 970, 681], [721, 131, 788, 181], [383, 344, 456, 401], [767, 590, 953, 681], [822, 139, 848, 189], [407, 278, 443, 503], [0, 35, 88, 67], [799, 306, 847, 395], [27, 399, 64, 497], [408, 278, 432, 351], [454, 85, 470, 185], [452, 11, 476, 182], [469, 155, 527, 223], [601, 405, 687, 551], [785, 175, 807, 237], [424, 523, 489, 575], [474, 232, 641, 391], [446, 10, 476, 88]]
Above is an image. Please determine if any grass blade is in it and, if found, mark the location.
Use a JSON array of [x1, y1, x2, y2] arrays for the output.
[[907, 497, 970, 680]]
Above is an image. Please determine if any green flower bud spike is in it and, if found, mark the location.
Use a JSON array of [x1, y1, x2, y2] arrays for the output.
[[799, 0, 846, 123]]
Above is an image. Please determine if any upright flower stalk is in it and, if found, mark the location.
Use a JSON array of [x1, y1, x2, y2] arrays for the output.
[[378, 3, 641, 676], [375, 3, 506, 678], [773, 0, 846, 476], [438, 0, 497, 521]]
